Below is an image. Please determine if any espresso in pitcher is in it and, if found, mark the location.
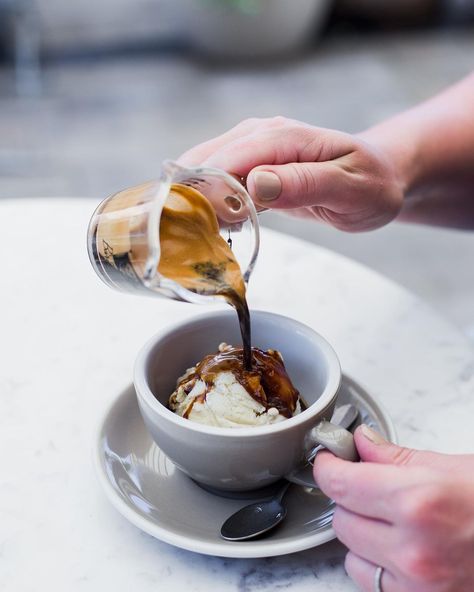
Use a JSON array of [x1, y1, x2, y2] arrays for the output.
[[94, 182, 253, 369]]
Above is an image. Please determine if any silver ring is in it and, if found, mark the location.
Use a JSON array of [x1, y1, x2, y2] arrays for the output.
[[374, 566, 384, 592]]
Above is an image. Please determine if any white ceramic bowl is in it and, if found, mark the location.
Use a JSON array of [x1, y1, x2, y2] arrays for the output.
[[134, 310, 347, 491]]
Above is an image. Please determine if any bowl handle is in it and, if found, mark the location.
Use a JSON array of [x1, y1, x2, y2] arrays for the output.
[[285, 420, 359, 488]]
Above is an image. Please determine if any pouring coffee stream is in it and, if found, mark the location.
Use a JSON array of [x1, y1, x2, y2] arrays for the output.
[[157, 188, 304, 418], [88, 165, 311, 416], [154, 183, 253, 370]]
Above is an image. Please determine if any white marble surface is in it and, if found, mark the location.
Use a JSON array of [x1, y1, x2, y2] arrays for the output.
[[2, 198, 474, 592]]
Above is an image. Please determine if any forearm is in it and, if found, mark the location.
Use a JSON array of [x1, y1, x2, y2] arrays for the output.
[[361, 71, 474, 228]]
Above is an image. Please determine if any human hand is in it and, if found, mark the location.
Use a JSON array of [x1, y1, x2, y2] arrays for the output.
[[313, 425, 474, 591], [179, 117, 405, 231]]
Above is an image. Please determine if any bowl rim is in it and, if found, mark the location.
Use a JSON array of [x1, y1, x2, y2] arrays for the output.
[[133, 309, 342, 438]]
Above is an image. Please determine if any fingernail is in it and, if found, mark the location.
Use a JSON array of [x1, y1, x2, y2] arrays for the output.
[[360, 424, 387, 445], [253, 171, 282, 201]]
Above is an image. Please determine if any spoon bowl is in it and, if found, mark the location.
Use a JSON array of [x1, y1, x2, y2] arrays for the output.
[[220, 482, 290, 541]]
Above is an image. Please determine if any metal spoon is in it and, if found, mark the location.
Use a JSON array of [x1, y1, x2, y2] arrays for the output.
[[220, 404, 359, 541], [220, 480, 291, 541]]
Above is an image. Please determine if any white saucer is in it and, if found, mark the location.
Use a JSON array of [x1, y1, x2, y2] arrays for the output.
[[94, 375, 396, 558]]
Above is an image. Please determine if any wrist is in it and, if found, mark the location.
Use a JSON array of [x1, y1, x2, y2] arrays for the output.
[[358, 124, 419, 202]]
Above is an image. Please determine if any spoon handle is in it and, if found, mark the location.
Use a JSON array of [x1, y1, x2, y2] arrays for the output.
[[275, 480, 291, 503]]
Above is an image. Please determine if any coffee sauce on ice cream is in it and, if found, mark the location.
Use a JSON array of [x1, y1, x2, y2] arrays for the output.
[[177, 345, 300, 419]]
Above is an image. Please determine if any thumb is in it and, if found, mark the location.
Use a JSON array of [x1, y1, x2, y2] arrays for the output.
[[247, 162, 343, 211], [355, 424, 438, 468], [355, 425, 460, 472]]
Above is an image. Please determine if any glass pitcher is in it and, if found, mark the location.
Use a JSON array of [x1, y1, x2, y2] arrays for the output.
[[87, 160, 259, 304]]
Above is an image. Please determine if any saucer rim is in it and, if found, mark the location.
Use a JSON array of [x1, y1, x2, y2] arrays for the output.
[[93, 375, 397, 558]]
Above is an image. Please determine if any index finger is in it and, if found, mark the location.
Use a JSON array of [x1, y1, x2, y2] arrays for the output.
[[177, 118, 264, 166], [313, 450, 420, 523]]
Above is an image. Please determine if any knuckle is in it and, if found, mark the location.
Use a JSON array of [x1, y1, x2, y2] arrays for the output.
[[399, 495, 422, 524], [236, 117, 261, 129], [285, 124, 315, 141], [399, 484, 445, 526], [331, 507, 344, 532], [331, 508, 352, 544], [290, 163, 317, 196], [399, 544, 442, 583], [324, 473, 348, 501], [265, 115, 289, 128], [391, 446, 419, 466]]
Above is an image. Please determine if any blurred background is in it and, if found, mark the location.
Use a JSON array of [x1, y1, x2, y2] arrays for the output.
[[1, 0, 473, 334]]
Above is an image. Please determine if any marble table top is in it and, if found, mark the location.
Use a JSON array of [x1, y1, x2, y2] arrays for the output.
[[2, 198, 474, 592]]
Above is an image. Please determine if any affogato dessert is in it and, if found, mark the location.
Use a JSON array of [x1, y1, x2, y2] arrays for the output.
[[168, 342, 302, 428]]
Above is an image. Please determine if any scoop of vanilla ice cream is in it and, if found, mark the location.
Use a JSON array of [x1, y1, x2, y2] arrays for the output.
[[168, 342, 302, 427], [169, 370, 299, 428]]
